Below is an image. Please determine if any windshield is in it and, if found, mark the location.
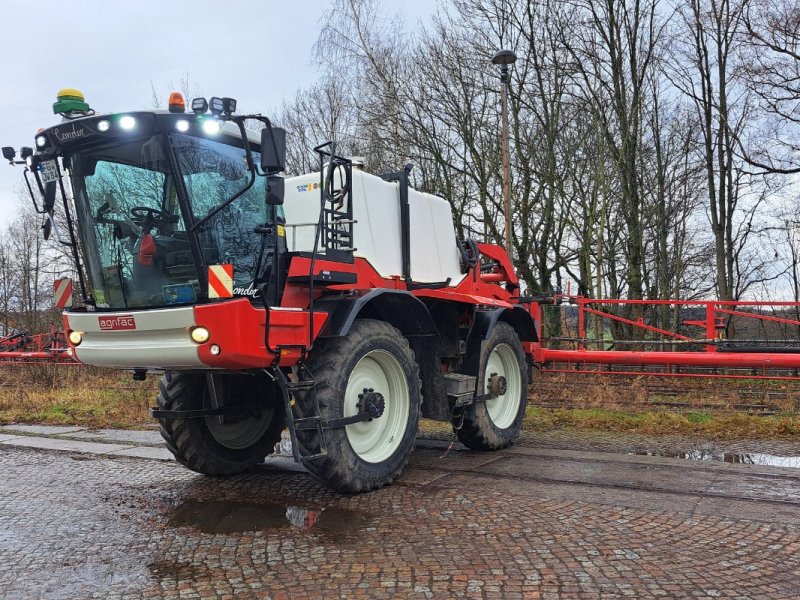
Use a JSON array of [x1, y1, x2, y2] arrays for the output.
[[171, 134, 269, 288], [69, 133, 274, 310]]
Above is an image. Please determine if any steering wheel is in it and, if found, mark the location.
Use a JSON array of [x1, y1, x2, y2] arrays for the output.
[[130, 206, 176, 226]]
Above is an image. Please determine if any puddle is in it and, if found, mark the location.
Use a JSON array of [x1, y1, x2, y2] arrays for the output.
[[167, 500, 369, 536], [630, 449, 800, 468]]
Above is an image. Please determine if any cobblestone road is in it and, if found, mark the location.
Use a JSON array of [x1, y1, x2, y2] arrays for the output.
[[1, 433, 799, 599]]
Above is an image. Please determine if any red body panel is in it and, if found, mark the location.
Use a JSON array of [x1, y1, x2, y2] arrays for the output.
[[194, 298, 271, 369], [266, 308, 328, 365], [281, 243, 521, 310], [193, 299, 330, 368]]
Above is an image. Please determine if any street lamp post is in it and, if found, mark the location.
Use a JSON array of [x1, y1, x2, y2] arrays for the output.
[[492, 48, 517, 260]]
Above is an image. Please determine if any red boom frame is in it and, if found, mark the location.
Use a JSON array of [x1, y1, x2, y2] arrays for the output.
[[531, 296, 800, 380]]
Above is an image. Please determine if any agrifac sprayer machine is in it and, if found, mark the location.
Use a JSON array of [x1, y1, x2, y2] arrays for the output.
[[3, 89, 537, 492]]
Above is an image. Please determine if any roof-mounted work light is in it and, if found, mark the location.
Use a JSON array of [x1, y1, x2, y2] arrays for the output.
[[209, 97, 237, 117], [191, 97, 208, 114], [209, 96, 225, 116], [222, 97, 236, 115]]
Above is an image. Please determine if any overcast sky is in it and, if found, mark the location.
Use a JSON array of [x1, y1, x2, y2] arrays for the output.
[[0, 0, 437, 225]]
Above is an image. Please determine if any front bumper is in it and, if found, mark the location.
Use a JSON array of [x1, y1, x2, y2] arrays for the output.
[[64, 299, 327, 370], [65, 305, 203, 369]]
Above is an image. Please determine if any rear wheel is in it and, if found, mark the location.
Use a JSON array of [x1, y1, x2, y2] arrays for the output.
[[298, 319, 422, 493], [457, 322, 528, 450], [157, 372, 285, 475]]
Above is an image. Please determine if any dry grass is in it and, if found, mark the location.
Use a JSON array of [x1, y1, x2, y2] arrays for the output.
[[0, 365, 156, 429], [531, 372, 800, 413], [524, 372, 800, 439], [1, 366, 798, 439], [522, 407, 800, 439]]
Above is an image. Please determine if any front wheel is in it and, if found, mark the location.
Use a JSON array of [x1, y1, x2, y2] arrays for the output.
[[298, 319, 422, 493], [457, 321, 528, 450], [157, 372, 285, 475]]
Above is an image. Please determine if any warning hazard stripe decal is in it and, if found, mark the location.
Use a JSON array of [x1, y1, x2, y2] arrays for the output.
[[54, 278, 73, 308], [208, 264, 234, 299]]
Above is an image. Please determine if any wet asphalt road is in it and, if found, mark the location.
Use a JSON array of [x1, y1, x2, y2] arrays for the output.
[[1, 432, 799, 599]]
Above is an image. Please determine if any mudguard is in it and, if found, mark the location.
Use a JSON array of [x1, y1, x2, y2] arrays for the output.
[[461, 306, 537, 376], [315, 289, 439, 339]]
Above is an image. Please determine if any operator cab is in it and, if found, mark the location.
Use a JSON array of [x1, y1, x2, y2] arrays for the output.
[[4, 89, 287, 311]]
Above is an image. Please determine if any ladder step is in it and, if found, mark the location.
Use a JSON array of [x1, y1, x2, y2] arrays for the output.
[[300, 450, 328, 460], [275, 364, 328, 463], [293, 416, 322, 431], [287, 381, 315, 391]]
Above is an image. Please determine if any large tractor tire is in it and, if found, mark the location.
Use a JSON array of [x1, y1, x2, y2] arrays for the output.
[[298, 319, 422, 493], [457, 321, 528, 450], [156, 372, 284, 475]]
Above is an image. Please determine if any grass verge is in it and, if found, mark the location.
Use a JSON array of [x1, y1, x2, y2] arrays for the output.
[[0, 365, 156, 429], [1, 366, 798, 440], [522, 407, 800, 439]]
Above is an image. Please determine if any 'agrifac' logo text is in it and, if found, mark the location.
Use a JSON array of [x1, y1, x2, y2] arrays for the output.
[[98, 315, 137, 330]]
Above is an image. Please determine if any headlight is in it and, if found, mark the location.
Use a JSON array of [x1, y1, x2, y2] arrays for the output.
[[119, 116, 136, 130], [175, 119, 190, 133], [97, 120, 110, 132], [35, 135, 47, 148], [202, 119, 221, 135], [190, 326, 210, 344], [68, 330, 83, 346]]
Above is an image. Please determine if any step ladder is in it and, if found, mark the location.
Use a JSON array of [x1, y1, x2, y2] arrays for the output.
[[274, 364, 328, 463]]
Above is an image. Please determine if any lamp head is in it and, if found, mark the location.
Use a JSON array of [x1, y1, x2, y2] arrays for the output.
[[491, 49, 517, 66]]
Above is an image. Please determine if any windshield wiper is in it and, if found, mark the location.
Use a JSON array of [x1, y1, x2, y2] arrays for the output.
[[189, 119, 256, 233], [116, 244, 129, 308]]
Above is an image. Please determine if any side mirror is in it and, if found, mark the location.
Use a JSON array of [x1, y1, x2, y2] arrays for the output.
[[266, 176, 284, 206], [260, 127, 286, 174], [42, 215, 52, 241], [20, 147, 33, 159], [2, 147, 16, 161], [43, 181, 57, 213]]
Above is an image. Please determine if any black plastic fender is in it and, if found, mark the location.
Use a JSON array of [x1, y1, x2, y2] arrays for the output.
[[461, 306, 538, 377], [314, 289, 444, 421], [315, 289, 439, 339]]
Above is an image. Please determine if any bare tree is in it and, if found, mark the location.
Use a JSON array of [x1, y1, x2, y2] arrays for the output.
[[739, 0, 800, 174]]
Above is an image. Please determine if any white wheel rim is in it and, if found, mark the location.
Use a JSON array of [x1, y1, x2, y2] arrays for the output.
[[344, 349, 410, 464], [484, 343, 522, 429]]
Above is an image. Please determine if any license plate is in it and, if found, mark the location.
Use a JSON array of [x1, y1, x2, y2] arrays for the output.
[[162, 283, 196, 305], [39, 160, 58, 183]]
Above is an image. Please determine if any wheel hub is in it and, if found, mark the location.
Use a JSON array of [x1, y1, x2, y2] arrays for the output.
[[357, 388, 385, 419], [487, 372, 508, 397]]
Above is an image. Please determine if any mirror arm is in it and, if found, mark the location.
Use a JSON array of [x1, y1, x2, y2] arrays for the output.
[[54, 160, 89, 302], [22, 169, 45, 214]]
